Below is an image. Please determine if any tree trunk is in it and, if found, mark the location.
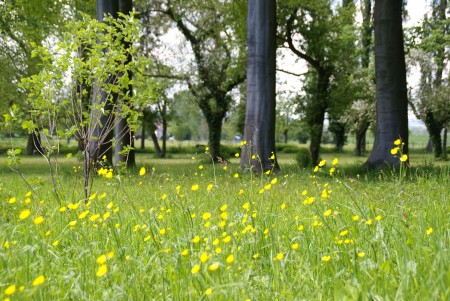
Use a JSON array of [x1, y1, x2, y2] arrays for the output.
[[114, 118, 135, 168], [161, 116, 167, 158], [206, 112, 224, 162], [151, 132, 162, 157], [424, 111, 443, 158], [425, 138, 433, 153], [354, 124, 368, 156], [140, 123, 145, 149], [365, 0, 408, 168], [26, 131, 43, 155], [308, 70, 330, 166], [283, 129, 288, 144], [113, 0, 135, 168], [241, 0, 277, 172], [442, 128, 448, 159]]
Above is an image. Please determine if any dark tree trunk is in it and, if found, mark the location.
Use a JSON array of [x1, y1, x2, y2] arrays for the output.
[[308, 70, 330, 166], [361, 0, 372, 69], [329, 120, 346, 152], [140, 123, 145, 149], [206, 112, 224, 162], [424, 111, 443, 158], [150, 132, 162, 157], [283, 129, 288, 144], [161, 117, 167, 158], [424, 0, 447, 159], [425, 138, 433, 153], [27, 131, 43, 155], [113, 0, 135, 168], [88, 0, 119, 166], [355, 0, 371, 158], [442, 128, 448, 159], [365, 0, 408, 168], [241, 0, 277, 172], [354, 124, 368, 156], [114, 118, 135, 168]]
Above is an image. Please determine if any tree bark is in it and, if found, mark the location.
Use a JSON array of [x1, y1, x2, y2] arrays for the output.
[[206, 112, 224, 162], [365, 0, 408, 168], [150, 132, 162, 157], [161, 116, 167, 158], [424, 111, 443, 157], [241, 0, 277, 172], [113, 0, 135, 168], [442, 128, 448, 159], [308, 70, 330, 165], [354, 124, 368, 156], [140, 123, 145, 149]]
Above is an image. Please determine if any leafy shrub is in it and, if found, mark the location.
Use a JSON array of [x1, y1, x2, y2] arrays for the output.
[[295, 147, 312, 168]]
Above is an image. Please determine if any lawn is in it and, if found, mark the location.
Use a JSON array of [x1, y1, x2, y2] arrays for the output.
[[0, 148, 449, 300]]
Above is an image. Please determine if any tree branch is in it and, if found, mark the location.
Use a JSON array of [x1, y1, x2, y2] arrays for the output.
[[286, 9, 321, 71], [276, 68, 307, 77]]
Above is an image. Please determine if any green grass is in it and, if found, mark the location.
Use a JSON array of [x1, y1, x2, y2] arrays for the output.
[[0, 151, 449, 300]]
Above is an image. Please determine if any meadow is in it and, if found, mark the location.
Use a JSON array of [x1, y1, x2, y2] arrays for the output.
[[0, 143, 449, 300]]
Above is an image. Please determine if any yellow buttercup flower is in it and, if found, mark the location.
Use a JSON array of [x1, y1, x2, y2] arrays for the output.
[[5, 284, 16, 295], [322, 255, 331, 262], [390, 148, 398, 155], [32, 215, 44, 225], [96, 264, 107, 277], [139, 167, 146, 176], [191, 264, 200, 274], [202, 212, 211, 220], [226, 254, 234, 264], [426, 227, 433, 235], [208, 262, 220, 271], [19, 209, 31, 220], [205, 288, 213, 296], [332, 158, 339, 166], [400, 154, 408, 162], [274, 253, 284, 261], [394, 139, 401, 146], [191, 184, 199, 191], [32, 275, 45, 286], [96, 254, 107, 265], [358, 252, 365, 258]]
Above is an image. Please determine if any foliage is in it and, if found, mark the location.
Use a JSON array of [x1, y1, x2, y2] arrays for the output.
[[15, 12, 146, 201], [295, 147, 312, 167], [137, 0, 247, 160], [278, 0, 358, 164]]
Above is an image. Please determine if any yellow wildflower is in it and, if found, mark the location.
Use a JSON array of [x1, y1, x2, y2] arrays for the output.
[[33, 216, 44, 225], [19, 209, 31, 220], [191, 264, 200, 274], [139, 167, 146, 176], [32, 275, 45, 286], [96, 265, 107, 277], [5, 284, 16, 295]]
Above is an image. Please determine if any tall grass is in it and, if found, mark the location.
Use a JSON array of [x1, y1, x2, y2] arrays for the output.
[[0, 154, 449, 300]]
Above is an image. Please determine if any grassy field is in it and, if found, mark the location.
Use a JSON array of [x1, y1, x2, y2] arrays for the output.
[[0, 146, 449, 300]]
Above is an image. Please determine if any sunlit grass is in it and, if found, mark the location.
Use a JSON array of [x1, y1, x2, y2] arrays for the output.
[[0, 151, 449, 300]]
